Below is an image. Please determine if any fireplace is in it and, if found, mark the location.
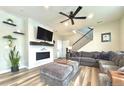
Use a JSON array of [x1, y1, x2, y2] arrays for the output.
[[36, 52, 50, 60], [29, 45, 53, 69]]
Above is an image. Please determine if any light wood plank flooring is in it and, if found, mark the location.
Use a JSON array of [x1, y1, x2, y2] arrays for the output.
[[0, 66, 100, 86]]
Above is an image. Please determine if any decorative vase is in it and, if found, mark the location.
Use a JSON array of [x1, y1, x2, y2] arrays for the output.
[[11, 66, 19, 72]]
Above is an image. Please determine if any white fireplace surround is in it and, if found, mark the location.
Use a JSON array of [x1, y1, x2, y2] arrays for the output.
[[27, 19, 54, 69], [28, 45, 53, 69]]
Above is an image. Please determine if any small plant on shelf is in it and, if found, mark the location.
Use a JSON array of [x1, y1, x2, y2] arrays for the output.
[[7, 18, 14, 24], [6, 35, 14, 47]]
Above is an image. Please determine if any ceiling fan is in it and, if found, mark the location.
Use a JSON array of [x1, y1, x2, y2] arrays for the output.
[[59, 6, 87, 25]]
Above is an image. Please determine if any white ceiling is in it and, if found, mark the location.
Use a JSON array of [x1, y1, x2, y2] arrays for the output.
[[0, 6, 124, 37]]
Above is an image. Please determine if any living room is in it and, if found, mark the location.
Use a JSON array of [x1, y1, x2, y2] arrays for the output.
[[0, 6, 124, 86]]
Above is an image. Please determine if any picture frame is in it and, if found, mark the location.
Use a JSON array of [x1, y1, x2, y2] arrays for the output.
[[101, 32, 111, 42]]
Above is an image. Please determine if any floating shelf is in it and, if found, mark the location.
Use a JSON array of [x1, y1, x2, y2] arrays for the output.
[[30, 41, 54, 46], [3, 36, 17, 40], [3, 21, 16, 26], [13, 32, 24, 35]]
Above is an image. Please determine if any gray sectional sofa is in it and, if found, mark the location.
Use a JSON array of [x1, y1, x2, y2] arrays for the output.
[[67, 50, 124, 72], [67, 50, 124, 85], [98, 52, 124, 86]]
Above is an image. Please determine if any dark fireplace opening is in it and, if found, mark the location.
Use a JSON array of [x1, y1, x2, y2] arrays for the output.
[[36, 52, 50, 60]]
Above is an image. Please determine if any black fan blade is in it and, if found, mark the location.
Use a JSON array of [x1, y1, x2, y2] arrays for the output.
[[72, 6, 82, 17], [74, 16, 87, 19], [71, 18, 74, 25], [60, 19, 70, 23], [59, 12, 69, 17]]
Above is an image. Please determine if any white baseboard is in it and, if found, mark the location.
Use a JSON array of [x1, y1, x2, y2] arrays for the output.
[[0, 66, 28, 74]]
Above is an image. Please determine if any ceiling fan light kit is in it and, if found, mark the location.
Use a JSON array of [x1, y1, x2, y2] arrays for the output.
[[59, 6, 87, 25], [64, 22, 68, 26], [88, 13, 94, 19]]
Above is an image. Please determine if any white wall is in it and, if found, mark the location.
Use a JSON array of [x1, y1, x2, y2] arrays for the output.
[[62, 40, 69, 57], [120, 16, 124, 51], [79, 20, 120, 52], [0, 11, 59, 73], [56, 40, 63, 58], [52, 33, 63, 59], [0, 10, 26, 73], [54, 40, 69, 58]]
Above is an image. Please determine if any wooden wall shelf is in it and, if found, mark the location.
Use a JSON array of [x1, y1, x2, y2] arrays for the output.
[[3, 36, 17, 40], [13, 32, 24, 35], [3, 21, 16, 26], [30, 41, 54, 46]]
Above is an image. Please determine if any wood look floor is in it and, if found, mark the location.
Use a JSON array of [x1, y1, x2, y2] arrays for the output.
[[0, 66, 100, 86]]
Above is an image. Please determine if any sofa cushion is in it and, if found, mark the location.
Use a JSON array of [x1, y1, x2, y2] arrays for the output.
[[120, 51, 124, 53], [108, 51, 117, 61], [79, 51, 94, 58], [100, 51, 110, 60], [92, 52, 101, 59], [118, 56, 124, 67], [80, 57, 97, 63], [111, 55, 121, 66], [118, 66, 124, 72], [100, 65, 119, 74], [71, 51, 80, 57], [99, 60, 115, 65], [70, 57, 80, 62], [112, 54, 124, 66]]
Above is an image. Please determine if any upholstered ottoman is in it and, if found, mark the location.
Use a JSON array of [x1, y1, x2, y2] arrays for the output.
[[40, 61, 79, 86]]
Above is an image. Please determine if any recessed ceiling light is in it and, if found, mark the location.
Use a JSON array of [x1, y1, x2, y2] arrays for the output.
[[88, 13, 94, 19], [64, 22, 68, 26], [73, 30, 76, 34], [44, 6, 49, 9]]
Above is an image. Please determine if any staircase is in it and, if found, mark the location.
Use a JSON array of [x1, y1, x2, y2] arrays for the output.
[[72, 27, 93, 51]]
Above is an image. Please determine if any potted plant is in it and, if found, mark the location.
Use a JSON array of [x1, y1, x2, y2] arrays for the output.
[[5, 35, 20, 72], [9, 46, 20, 72]]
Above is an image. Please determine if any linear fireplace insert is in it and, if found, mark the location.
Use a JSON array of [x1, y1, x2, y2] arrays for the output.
[[36, 52, 50, 60]]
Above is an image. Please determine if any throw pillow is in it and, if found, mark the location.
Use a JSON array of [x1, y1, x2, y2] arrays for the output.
[[118, 66, 124, 72], [118, 56, 124, 67], [100, 51, 110, 60], [111, 55, 121, 66], [92, 52, 101, 59], [71, 51, 79, 57], [108, 51, 117, 61]]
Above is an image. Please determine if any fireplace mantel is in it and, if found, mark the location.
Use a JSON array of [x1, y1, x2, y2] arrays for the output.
[[30, 41, 54, 46]]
